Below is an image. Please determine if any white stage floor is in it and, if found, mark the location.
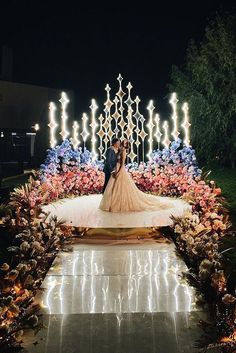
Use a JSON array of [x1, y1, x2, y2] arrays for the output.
[[42, 194, 190, 228]]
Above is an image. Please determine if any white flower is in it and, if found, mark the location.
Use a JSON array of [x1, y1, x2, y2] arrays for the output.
[[20, 241, 30, 252]]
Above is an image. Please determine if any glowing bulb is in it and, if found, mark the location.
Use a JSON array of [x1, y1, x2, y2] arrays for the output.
[[81, 113, 90, 146], [32, 123, 40, 131], [181, 102, 191, 146], [59, 92, 70, 140], [169, 92, 180, 141], [72, 121, 80, 149], [89, 99, 98, 160], [48, 102, 58, 148], [146, 100, 155, 160], [154, 113, 162, 149], [162, 120, 171, 148]]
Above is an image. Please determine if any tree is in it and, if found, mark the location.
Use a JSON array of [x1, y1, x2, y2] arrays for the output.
[[169, 14, 236, 168]]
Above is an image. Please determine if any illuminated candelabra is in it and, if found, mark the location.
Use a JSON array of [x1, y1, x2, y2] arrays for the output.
[[181, 102, 191, 146], [169, 93, 180, 141], [97, 114, 105, 159], [71, 121, 80, 149], [104, 84, 114, 143], [116, 74, 126, 140], [126, 107, 137, 162], [133, 96, 143, 163], [154, 113, 162, 150], [112, 96, 120, 138], [89, 99, 98, 160], [146, 100, 155, 160], [162, 121, 171, 148], [81, 113, 90, 147], [59, 92, 70, 140], [48, 102, 58, 148]]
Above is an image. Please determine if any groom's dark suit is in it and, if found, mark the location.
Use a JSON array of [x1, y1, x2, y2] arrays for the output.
[[102, 147, 119, 193]]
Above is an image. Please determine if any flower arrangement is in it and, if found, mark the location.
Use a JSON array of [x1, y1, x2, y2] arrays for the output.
[[0, 176, 72, 350]]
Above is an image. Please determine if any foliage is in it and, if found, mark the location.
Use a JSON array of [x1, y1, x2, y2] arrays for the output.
[[0, 177, 72, 350], [169, 14, 236, 168]]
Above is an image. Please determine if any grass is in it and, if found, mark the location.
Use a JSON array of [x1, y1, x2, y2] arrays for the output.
[[204, 164, 236, 228]]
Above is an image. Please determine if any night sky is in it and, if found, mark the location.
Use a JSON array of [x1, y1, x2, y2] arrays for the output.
[[1, 0, 235, 117]]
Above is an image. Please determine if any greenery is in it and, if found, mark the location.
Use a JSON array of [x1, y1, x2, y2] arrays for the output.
[[206, 163, 236, 227], [169, 13, 236, 168]]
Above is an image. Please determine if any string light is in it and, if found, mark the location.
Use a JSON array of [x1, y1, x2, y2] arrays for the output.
[[89, 99, 99, 160], [154, 113, 162, 150], [133, 96, 142, 163], [96, 114, 105, 159], [162, 120, 171, 148], [146, 100, 155, 160], [104, 84, 113, 143], [116, 73, 126, 140], [71, 121, 80, 149], [169, 92, 180, 141], [181, 102, 191, 146], [126, 107, 137, 162], [48, 102, 58, 148], [81, 113, 90, 147], [112, 96, 121, 138], [59, 92, 70, 141]]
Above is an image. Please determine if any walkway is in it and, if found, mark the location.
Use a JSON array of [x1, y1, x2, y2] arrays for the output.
[[23, 239, 209, 353]]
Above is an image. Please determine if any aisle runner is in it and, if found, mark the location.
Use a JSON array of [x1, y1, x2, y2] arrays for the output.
[[23, 241, 208, 353]]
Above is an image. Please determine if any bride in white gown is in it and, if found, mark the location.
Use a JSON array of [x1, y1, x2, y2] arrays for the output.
[[99, 140, 171, 213]]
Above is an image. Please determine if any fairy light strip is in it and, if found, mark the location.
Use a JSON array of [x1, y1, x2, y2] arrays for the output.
[[146, 100, 155, 160], [72, 121, 80, 149], [154, 113, 162, 150], [59, 92, 70, 141], [90, 99, 99, 160], [104, 84, 114, 144], [169, 92, 180, 141], [181, 102, 191, 146], [116, 73, 126, 140], [162, 120, 171, 148], [48, 102, 58, 148], [81, 113, 90, 147], [97, 114, 105, 159]]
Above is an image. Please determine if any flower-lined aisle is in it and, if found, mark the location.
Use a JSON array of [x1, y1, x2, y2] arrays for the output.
[[0, 177, 72, 351], [0, 138, 235, 351]]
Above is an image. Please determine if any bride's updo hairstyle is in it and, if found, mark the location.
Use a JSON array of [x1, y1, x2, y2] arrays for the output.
[[121, 139, 130, 151]]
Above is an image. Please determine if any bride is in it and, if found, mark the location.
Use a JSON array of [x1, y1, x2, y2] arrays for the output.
[[99, 139, 171, 213]]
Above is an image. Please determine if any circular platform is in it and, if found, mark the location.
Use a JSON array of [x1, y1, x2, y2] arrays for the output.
[[42, 194, 191, 228]]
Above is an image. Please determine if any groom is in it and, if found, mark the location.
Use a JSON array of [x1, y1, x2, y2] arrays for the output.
[[102, 137, 120, 193]]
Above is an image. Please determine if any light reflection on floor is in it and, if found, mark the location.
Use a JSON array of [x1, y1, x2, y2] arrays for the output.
[[23, 242, 208, 353], [38, 243, 199, 314]]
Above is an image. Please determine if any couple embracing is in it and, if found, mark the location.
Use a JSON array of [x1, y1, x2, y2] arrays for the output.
[[99, 138, 170, 213]]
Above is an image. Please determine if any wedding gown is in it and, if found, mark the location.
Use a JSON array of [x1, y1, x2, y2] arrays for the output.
[[99, 148, 171, 213]]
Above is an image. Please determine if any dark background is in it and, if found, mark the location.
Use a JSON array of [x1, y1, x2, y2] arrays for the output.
[[0, 0, 235, 117]]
